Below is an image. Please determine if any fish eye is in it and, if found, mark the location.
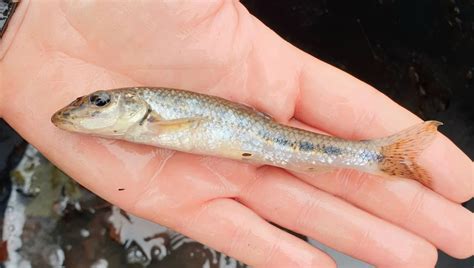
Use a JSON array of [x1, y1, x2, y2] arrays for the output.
[[89, 92, 111, 107]]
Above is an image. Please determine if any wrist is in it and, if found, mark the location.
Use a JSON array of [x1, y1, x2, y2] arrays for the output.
[[0, 0, 29, 117], [0, 0, 29, 60]]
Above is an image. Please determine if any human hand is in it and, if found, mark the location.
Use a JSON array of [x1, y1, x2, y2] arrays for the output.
[[1, 1, 472, 267]]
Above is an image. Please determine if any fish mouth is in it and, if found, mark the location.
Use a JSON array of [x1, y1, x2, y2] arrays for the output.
[[51, 109, 74, 129]]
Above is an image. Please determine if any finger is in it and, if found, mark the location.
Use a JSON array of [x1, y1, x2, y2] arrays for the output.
[[296, 169, 473, 259], [286, 119, 473, 258], [291, 52, 472, 202], [167, 198, 336, 268], [238, 167, 438, 267]]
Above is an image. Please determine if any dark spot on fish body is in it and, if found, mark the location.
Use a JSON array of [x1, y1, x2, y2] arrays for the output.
[[274, 136, 290, 146], [323, 145, 342, 155], [291, 142, 298, 150], [242, 153, 252, 157], [299, 141, 315, 151], [118, 188, 125, 191]]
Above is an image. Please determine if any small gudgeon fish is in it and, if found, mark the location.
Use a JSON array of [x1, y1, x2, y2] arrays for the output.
[[51, 87, 441, 186]]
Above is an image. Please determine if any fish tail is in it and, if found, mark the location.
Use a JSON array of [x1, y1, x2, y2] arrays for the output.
[[374, 120, 442, 186]]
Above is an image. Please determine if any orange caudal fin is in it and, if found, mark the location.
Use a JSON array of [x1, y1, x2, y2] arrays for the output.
[[374, 121, 442, 187]]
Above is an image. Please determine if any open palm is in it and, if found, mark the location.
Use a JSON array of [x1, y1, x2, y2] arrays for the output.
[[1, 1, 472, 267]]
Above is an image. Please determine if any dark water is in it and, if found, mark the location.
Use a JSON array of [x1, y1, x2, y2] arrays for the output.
[[1, 0, 473, 267]]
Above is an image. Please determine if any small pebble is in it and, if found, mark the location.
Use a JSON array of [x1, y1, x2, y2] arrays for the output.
[[91, 259, 109, 268], [80, 229, 90, 238]]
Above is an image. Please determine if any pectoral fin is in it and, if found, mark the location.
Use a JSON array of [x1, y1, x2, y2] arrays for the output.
[[145, 111, 204, 133]]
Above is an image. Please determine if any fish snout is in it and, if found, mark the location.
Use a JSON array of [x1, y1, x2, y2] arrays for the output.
[[51, 108, 72, 127]]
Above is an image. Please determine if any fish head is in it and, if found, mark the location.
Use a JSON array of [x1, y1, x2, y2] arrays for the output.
[[51, 89, 149, 136]]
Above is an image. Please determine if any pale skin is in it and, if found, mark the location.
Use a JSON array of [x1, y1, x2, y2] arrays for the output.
[[0, 1, 473, 267]]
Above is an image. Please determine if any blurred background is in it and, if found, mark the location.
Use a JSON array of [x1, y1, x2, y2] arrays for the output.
[[0, 0, 473, 267]]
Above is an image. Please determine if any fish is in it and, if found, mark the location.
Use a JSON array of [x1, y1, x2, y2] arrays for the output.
[[51, 87, 442, 186]]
